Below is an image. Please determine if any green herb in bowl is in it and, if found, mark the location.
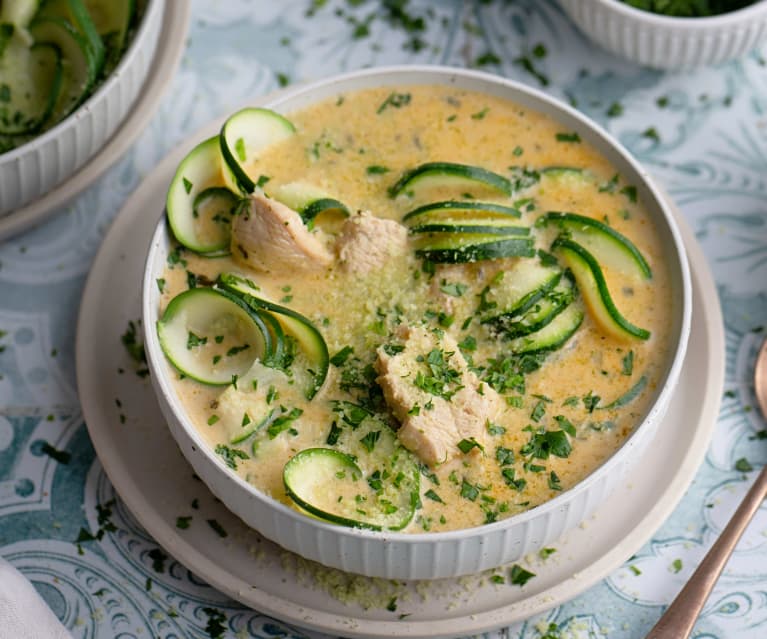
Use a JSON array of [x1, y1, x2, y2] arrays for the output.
[[621, 0, 755, 17]]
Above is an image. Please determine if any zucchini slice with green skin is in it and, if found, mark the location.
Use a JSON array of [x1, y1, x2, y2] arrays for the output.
[[270, 181, 350, 229], [166, 136, 240, 255], [28, 17, 97, 122], [552, 236, 651, 341], [489, 276, 574, 339], [415, 235, 534, 263], [83, 0, 135, 75], [284, 419, 419, 530], [508, 301, 584, 354], [402, 200, 521, 223], [156, 287, 271, 386], [0, 42, 62, 136], [218, 272, 329, 399], [541, 212, 652, 279], [540, 166, 586, 178], [0, 0, 41, 28], [36, 0, 104, 76], [409, 222, 529, 236], [389, 162, 512, 198], [480, 262, 562, 320], [220, 107, 296, 193]]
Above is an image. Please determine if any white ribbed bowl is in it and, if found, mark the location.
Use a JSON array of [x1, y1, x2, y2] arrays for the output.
[[142, 66, 692, 581], [558, 0, 767, 69], [0, 0, 165, 216]]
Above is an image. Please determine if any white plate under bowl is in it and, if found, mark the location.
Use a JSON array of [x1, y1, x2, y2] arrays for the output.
[[0, 0, 190, 243], [75, 108, 723, 638]]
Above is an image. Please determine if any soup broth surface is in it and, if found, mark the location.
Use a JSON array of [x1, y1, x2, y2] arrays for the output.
[[160, 85, 672, 533]]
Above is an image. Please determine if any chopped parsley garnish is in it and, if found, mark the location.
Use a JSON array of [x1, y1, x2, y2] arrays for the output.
[[530, 400, 546, 422], [471, 107, 489, 120], [554, 415, 576, 436], [458, 335, 477, 351], [457, 437, 484, 454], [267, 407, 303, 439], [207, 415, 219, 426], [622, 0, 751, 17], [630, 564, 642, 576], [424, 489, 444, 503], [460, 479, 481, 501], [539, 547, 557, 559], [121, 320, 146, 364], [207, 520, 228, 538], [377, 91, 412, 114], [548, 471, 562, 491], [671, 558, 683, 573], [439, 280, 468, 297], [509, 166, 540, 192], [509, 564, 536, 586], [620, 185, 638, 203], [512, 55, 549, 86], [555, 132, 581, 143], [182, 177, 193, 194], [643, 126, 660, 142], [226, 344, 250, 357], [413, 348, 464, 400], [176, 516, 192, 529], [360, 429, 381, 452], [486, 421, 506, 436], [521, 429, 572, 460], [255, 174, 271, 188], [202, 607, 227, 638], [606, 102, 624, 117], [326, 421, 342, 446], [475, 51, 501, 66], [735, 457, 754, 472], [496, 446, 515, 466], [214, 444, 249, 470], [583, 391, 600, 413], [187, 332, 207, 349], [366, 165, 390, 175], [156, 278, 166, 293]]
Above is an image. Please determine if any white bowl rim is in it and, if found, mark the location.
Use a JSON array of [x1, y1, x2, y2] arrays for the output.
[[581, 0, 767, 27], [143, 64, 692, 545], [0, 0, 165, 165]]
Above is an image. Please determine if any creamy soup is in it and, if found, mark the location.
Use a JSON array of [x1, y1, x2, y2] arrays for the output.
[[157, 85, 672, 533]]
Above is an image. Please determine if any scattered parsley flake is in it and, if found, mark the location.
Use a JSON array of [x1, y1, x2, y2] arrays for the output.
[[207, 519, 228, 538], [214, 444, 249, 470], [555, 132, 581, 143], [509, 564, 536, 586], [424, 489, 444, 503]]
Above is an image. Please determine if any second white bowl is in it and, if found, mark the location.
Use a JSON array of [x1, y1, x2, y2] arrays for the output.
[[558, 0, 767, 69]]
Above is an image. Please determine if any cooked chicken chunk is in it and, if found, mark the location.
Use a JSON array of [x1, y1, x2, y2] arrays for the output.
[[335, 211, 409, 275], [374, 326, 501, 466], [231, 193, 333, 273]]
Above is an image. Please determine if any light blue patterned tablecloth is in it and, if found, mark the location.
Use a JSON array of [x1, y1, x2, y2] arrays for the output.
[[1, 1, 766, 637]]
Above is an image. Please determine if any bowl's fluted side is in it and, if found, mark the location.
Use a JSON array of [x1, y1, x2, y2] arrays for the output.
[[558, 0, 767, 69], [0, 0, 165, 215]]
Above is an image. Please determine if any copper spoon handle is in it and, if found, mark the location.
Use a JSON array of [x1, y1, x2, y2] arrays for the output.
[[647, 336, 767, 639], [645, 465, 767, 639]]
